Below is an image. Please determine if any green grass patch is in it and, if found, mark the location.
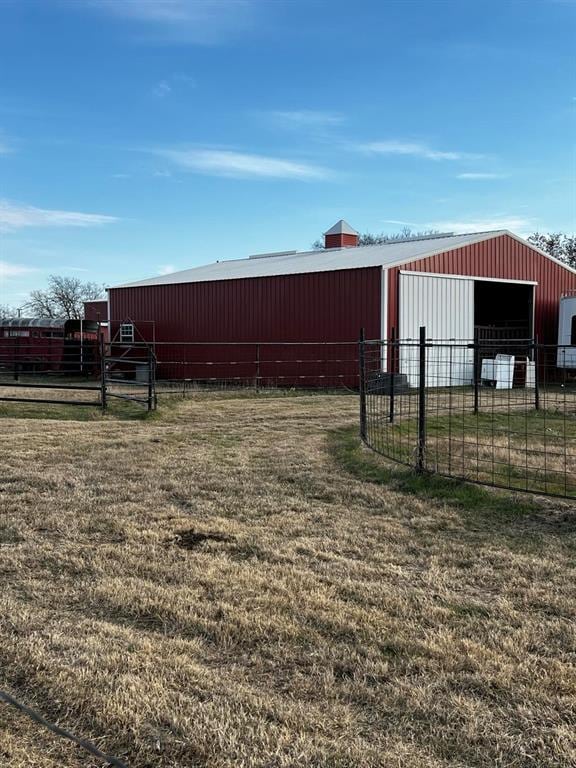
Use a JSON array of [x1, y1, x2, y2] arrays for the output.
[[363, 408, 576, 498], [329, 425, 538, 520], [0, 398, 153, 422]]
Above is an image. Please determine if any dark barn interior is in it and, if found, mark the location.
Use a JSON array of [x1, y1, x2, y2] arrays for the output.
[[474, 280, 534, 341]]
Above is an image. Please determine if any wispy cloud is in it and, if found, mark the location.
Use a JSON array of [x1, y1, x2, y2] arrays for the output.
[[152, 73, 196, 98], [359, 140, 482, 161], [156, 148, 330, 180], [158, 264, 176, 275], [152, 80, 172, 97], [457, 172, 507, 180], [0, 131, 13, 155], [429, 216, 534, 235], [383, 219, 418, 227], [87, 0, 257, 44], [272, 110, 345, 128], [0, 260, 36, 279], [0, 200, 119, 232]]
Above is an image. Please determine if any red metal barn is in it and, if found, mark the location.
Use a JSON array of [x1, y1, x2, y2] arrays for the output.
[[107, 220, 576, 386]]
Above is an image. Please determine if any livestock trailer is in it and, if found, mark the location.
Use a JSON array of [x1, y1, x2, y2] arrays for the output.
[[0, 318, 101, 376]]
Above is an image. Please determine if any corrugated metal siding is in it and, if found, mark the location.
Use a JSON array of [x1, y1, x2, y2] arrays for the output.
[[84, 300, 108, 322], [109, 267, 381, 384], [388, 234, 576, 345], [325, 233, 358, 249], [398, 273, 474, 386], [399, 273, 474, 341]]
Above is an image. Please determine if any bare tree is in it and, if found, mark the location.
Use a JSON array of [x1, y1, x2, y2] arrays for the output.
[[0, 303, 16, 319], [313, 227, 440, 249], [26, 275, 105, 319], [528, 232, 576, 268]]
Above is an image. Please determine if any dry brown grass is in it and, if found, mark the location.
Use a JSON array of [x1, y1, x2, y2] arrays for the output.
[[1, 393, 576, 767]]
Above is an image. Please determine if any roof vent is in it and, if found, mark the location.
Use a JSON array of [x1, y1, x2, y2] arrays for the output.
[[386, 231, 455, 244], [248, 250, 298, 260], [323, 219, 359, 249]]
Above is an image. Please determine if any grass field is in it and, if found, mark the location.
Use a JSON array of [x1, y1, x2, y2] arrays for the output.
[[365, 387, 576, 497], [1, 392, 576, 767]]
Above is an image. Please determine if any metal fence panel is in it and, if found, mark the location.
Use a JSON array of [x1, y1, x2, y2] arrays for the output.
[[360, 329, 576, 499]]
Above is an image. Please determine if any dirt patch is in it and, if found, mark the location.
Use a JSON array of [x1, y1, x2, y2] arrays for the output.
[[172, 529, 233, 550]]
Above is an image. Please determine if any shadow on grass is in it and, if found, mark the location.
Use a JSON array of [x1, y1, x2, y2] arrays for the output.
[[0, 399, 153, 422], [328, 425, 541, 523]]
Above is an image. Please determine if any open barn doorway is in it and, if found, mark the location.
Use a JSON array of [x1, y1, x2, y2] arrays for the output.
[[474, 280, 534, 346]]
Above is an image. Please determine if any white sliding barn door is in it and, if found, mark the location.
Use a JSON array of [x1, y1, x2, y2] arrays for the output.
[[399, 273, 474, 387]]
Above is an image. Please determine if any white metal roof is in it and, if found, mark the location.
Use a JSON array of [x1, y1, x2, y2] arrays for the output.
[[323, 219, 359, 236], [0, 317, 66, 327], [111, 229, 573, 290]]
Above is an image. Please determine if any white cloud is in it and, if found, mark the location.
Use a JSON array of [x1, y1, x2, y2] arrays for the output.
[[158, 264, 176, 275], [152, 79, 172, 97], [152, 73, 196, 97], [87, 0, 256, 44], [383, 219, 418, 227], [0, 260, 36, 279], [0, 200, 119, 232], [429, 216, 534, 236], [457, 172, 507, 180], [272, 110, 345, 127], [0, 130, 13, 155], [157, 148, 330, 180], [94, 0, 213, 22], [360, 140, 482, 161]]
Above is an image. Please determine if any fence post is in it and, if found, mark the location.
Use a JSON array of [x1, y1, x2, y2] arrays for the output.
[[14, 335, 20, 381], [416, 325, 426, 472], [473, 327, 480, 415], [255, 343, 260, 393], [533, 336, 540, 411], [153, 352, 158, 410], [389, 326, 396, 423], [359, 328, 367, 441], [147, 345, 154, 412], [100, 336, 107, 413]]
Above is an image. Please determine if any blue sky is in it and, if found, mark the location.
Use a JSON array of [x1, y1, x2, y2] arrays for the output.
[[0, 0, 575, 309]]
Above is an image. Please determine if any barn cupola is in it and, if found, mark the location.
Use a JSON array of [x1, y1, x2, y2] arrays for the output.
[[323, 219, 360, 249]]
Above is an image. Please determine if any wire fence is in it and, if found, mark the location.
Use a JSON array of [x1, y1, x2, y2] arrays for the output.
[[0, 337, 157, 411], [0, 689, 128, 768], [360, 328, 576, 499], [0, 336, 104, 408], [106, 340, 360, 393], [0, 338, 360, 412]]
